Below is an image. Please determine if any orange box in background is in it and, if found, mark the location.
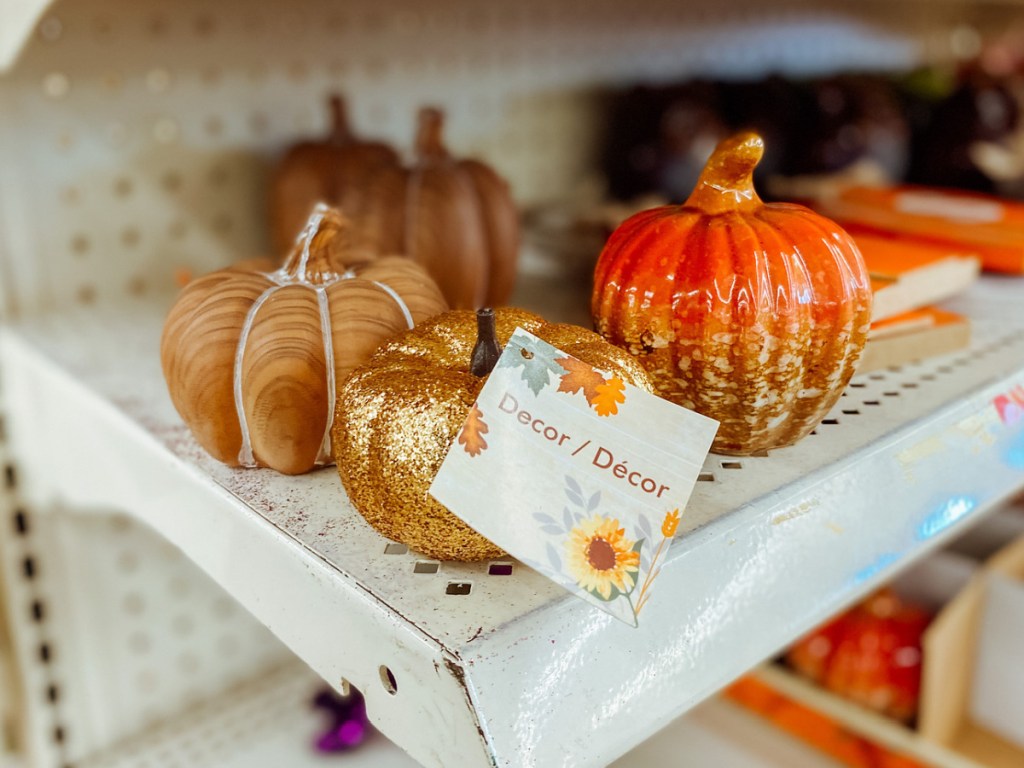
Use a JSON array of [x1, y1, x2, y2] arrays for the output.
[[817, 186, 1024, 275]]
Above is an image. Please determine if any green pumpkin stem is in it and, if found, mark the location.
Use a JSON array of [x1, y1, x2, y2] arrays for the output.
[[471, 308, 502, 377]]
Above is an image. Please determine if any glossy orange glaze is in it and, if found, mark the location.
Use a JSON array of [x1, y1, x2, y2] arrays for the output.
[[592, 133, 873, 454]]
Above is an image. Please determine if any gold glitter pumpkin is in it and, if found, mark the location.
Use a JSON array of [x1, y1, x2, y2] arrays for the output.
[[333, 308, 654, 561]]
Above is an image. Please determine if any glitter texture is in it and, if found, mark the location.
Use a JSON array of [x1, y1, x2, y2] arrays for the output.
[[333, 308, 652, 561]]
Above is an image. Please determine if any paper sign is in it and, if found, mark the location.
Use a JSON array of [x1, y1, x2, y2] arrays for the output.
[[429, 329, 718, 627]]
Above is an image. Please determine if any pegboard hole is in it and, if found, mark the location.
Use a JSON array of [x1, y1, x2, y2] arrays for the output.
[[23, 556, 36, 580], [5, 464, 17, 488], [921, 374, 936, 381], [31, 600, 45, 622], [146, 68, 172, 93], [446, 581, 473, 595], [721, 461, 743, 469], [118, 551, 139, 573], [47, 684, 59, 703], [39, 642, 51, 663], [821, 418, 839, 425], [71, 234, 90, 256], [38, 16, 63, 42], [121, 228, 141, 247], [384, 542, 408, 555], [13, 509, 28, 535], [902, 382, 919, 389], [413, 561, 439, 574], [842, 409, 860, 415], [488, 562, 514, 576], [864, 400, 881, 406], [122, 592, 145, 615], [869, 374, 886, 381], [53, 726, 65, 744], [114, 177, 133, 197], [379, 665, 398, 695], [884, 391, 900, 397], [42, 72, 70, 99], [698, 472, 715, 482], [154, 118, 180, 144]]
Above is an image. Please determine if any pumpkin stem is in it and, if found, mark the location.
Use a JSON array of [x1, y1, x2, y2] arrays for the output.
[[470, 308, 502, 377], [685, 131, 765, 214], [281, 204, 351, 284], [415, 107, 449, 161], [327, 94, 353, 145]]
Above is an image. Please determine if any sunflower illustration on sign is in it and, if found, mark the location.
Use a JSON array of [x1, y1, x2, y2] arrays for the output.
[[566, 515, 642, 601], [559, 486, 680, 626]]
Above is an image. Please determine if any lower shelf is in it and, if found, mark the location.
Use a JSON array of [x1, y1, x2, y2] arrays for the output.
[[77, 660, 841, 768]]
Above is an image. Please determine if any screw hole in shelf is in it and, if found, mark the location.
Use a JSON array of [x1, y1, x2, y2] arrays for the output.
[[23, 556, 36, 579], [863, 400, 881, 406], [446, 581, 473, 596], [413, 561, 439, 574], [698, 472, 715, 482], [384, 542, 408, 555], [379, 665, 398, 695], [721, 461, 742, 469], [488, 562, 514, 576], [14, 509, 28, 535], [902, 382, 919, 389], [31, 600, 44, 622], [821, 418, 839, 425], [842, 409, 860, 415], [39, 642, 51, 664], [884, 391, 900, 397], [849, 381, 866, 388]]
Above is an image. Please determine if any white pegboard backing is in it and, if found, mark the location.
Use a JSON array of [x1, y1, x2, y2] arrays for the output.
[[3, 508, 292, 767], [0, 0, 1013, 318]]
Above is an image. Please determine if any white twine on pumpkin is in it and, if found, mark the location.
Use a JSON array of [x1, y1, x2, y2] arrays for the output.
[[233, 284, 281, 468], [231, 203, 416, 469], [314, 285, 336, 466]]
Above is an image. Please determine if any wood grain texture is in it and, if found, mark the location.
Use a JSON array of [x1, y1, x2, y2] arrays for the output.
[[269, 94, 399, 254], [160, 206, 448, 474]]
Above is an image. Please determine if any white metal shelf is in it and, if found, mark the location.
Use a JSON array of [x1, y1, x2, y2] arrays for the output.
[[1, 277, 1022, 767], [77, 658, 843, 768]]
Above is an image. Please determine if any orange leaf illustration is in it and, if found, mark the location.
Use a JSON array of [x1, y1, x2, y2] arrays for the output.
[[555, 357, 606, 404], [458, 404, 489, 457], [592, 377, 626, 416]]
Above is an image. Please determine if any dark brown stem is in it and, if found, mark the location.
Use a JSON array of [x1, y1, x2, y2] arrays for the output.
[[471, 308, 502, 377], [327, 94, 353, 145], [415, 107, 449, 161]]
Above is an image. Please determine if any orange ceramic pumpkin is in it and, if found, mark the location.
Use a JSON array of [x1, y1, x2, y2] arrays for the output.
[[592, 132, 873, 455]]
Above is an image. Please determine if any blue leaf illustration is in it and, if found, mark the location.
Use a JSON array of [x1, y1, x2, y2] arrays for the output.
[[565, 489, 584, 507], [638, 516, 653, 541], [587, 492, 601, 511], [563, 506, 574, 530], [546, 542, 562, 571], [565, 476, 583, 497], [533, 512, 558, 526], [541, 524, 564, 535]]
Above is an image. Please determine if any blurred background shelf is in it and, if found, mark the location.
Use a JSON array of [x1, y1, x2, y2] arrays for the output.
[[2, 1, 1024, 766]]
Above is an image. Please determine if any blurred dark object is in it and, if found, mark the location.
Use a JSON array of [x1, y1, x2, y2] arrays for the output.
[[312, 685, 371, 753], [908, 70, 1020, 193], [601, 81, 729, 202], [791, 75, 910, 180]]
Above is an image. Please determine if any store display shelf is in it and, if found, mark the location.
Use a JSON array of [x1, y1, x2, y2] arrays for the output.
[[1, 277, 1022, 767], [76, 658, 842, 768]]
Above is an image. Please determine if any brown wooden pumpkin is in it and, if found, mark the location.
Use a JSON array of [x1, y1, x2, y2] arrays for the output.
[[162, 205, 448, 475], [354, 107, 520, 310], [332, 307, 653, 561], [269, 94, 399, 255], [593, 132, 873, 455]]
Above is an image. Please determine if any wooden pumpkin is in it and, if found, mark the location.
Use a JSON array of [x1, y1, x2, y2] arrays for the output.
[[161, 205, 448, 475], [333, 307, 652, 561], [269, 94, 399, 255], [592, 132, 873, 455], [787, 589, 930, 723], [354, 107, 520, 310]]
